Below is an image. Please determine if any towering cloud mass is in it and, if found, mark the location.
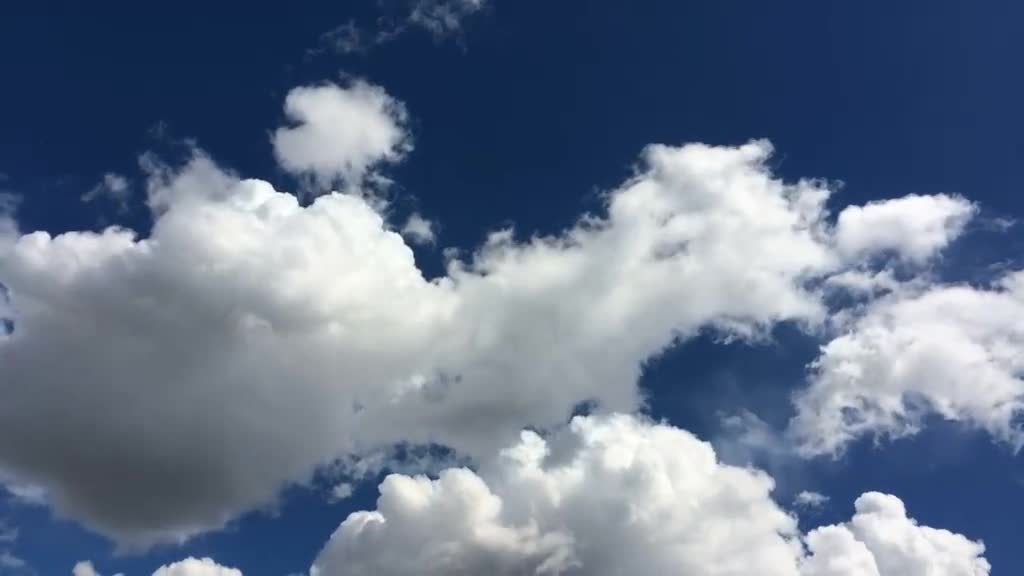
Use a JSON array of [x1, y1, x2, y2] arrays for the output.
[[312, 414, 989, 576], [790, 272, 1024, 456], [0, 77, 985, 550], [272, 81, 410, 187]]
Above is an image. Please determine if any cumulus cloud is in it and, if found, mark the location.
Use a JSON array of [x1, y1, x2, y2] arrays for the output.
[[312, 413, 804, 576], [803, 492, 989, 576], [312, 414, 988, 576], [834, 194, 976, 264], [0, 133, 975, 547], [272, 81, 410, 188], [790, 271, 1024, 456], [151, 558, 241, 576]]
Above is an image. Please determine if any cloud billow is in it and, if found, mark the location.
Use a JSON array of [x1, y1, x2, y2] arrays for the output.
[[0, 79, 1004, 571]]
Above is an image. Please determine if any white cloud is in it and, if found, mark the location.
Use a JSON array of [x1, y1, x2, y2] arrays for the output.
[[803, 492, 989, 576], [73, 561, 99, 576], [0, 136, 975, 547], [790, 271, 1024, 456], [151, 558, 241, 576], [400, 212, 435, 245], [330, 482, 354, 502], [834, 194, 976, 264], [794, 491, 830, 510], [272, 81, 410, 188], [312, 413, 804, 576], [312, 414, 989, 576]]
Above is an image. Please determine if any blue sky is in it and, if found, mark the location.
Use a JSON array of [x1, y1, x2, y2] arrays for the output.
[[1, 1, 1023, 575]]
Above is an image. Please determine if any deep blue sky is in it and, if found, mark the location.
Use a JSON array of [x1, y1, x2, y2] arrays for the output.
[[2, 1, 1023, 574]]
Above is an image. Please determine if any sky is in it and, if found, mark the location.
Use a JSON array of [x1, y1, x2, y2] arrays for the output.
[[1, 1, 1023, 575]]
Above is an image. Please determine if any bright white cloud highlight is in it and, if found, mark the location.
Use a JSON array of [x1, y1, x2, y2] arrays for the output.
[[790, 271, 1024, 456], [834, 194, 976, 264], [312, 414, 989, 576], [272, 81, 410, 187]]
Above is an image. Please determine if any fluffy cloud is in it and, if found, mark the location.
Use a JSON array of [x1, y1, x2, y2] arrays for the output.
[[312, 413, 804, 576], [794, 491, 830, 510], [790, 272, 1024, 456], [0, 130, 974, 547], [400, 212, 436, 245], [312, 414, 988, 576], [803, 492, 989, 576], [834, 194, 976, 264], [151, 558, 241, 576], [272, 81, 410, 187]]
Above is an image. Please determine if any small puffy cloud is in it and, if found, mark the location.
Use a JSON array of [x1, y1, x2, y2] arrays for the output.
[[151, 558, 241, 576], [81, 173, 132, 209], [272, 81, 410, 188], [329, 482, 354, 502], [312, 414, 989, 576], [73, 561, 99, 576], [400, 212, 435, 245], [834, 194, 976, 264], [794, 491, 830, 510], [790, 271, 1024, 456]]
